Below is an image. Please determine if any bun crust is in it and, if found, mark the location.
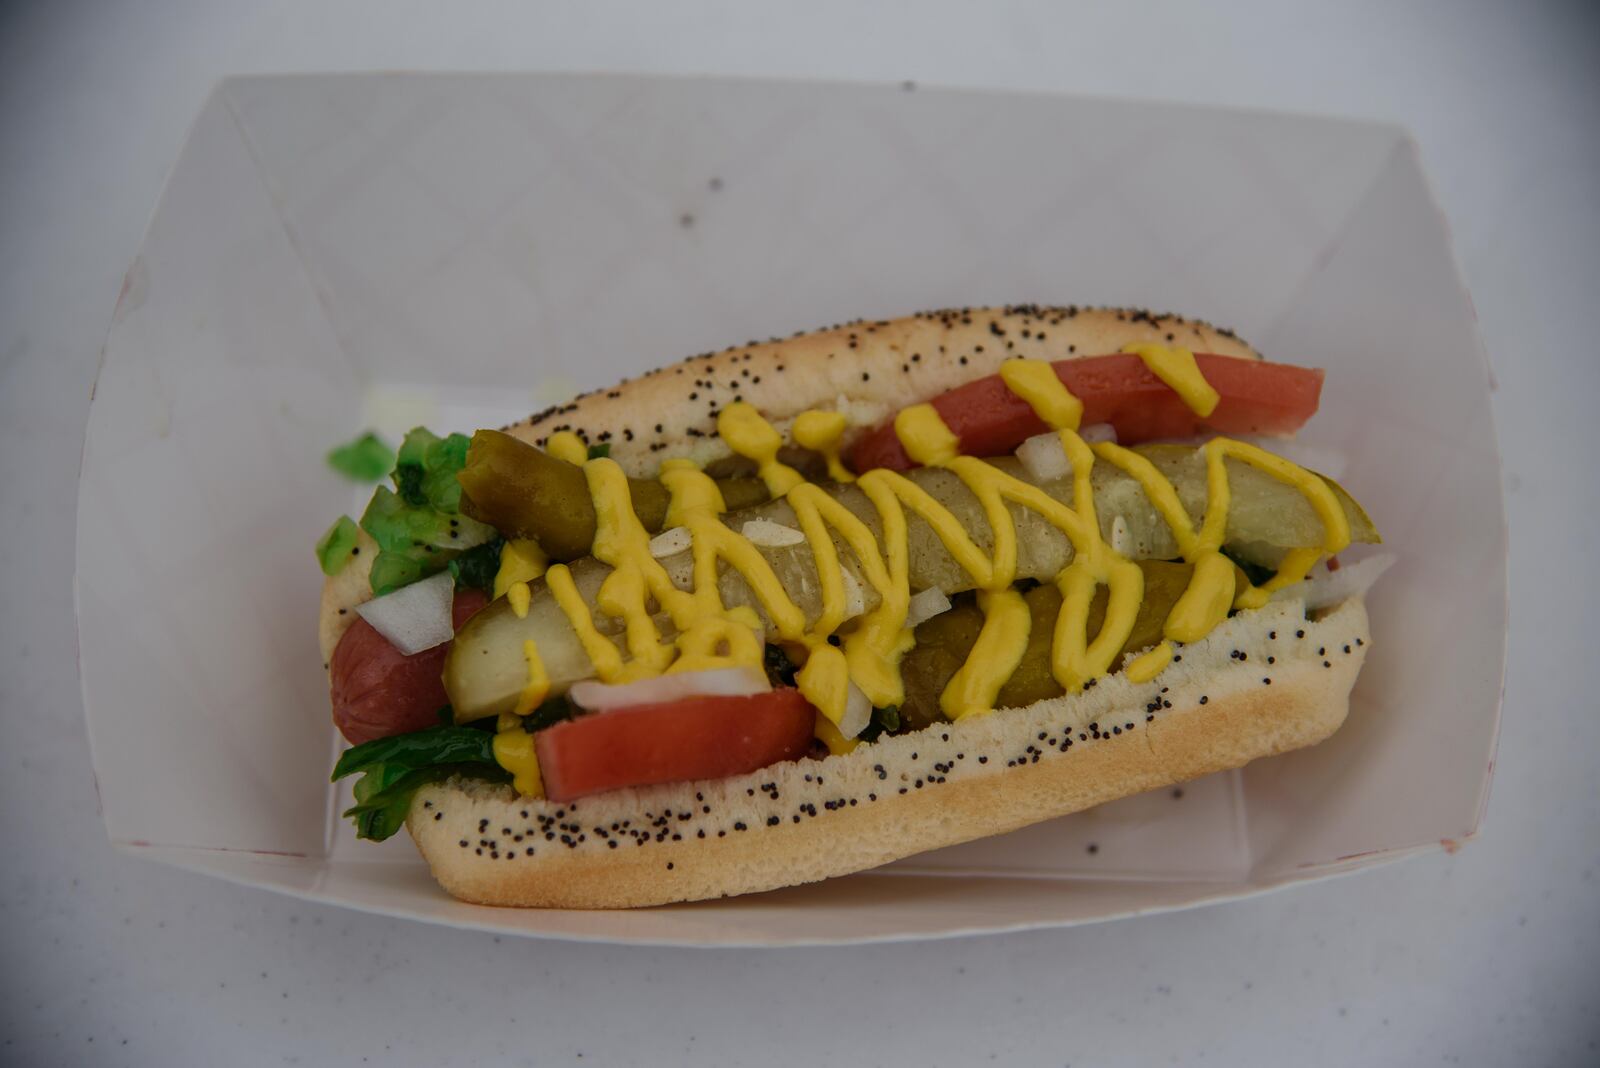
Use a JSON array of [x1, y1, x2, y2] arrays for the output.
[[406, 598, 1369, 908]]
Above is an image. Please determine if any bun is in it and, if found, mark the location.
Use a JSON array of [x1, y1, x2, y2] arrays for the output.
[[501, 305, 1258, 476], [319, 527, 377, 665], [406, 598, 1367, 908]]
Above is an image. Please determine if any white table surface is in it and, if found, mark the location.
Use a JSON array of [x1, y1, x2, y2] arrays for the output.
[[3, 2, 1596, 1064]]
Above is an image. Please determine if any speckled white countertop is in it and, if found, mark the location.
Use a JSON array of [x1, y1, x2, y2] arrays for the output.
[[2, 2, 1596, 1064]]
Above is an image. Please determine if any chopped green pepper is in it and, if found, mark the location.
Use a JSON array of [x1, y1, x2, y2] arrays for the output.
[[394, 427, 441, 505], [315, 515, 361, 576], [368, 550, 431, 596], [422, 433, 472, 512], [395, 427, 441, 470], [359, 481, 497, 595], [326, 432, 395, 482]]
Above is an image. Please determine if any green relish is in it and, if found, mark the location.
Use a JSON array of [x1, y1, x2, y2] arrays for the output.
[[315, 515, 361, 576], [352, 427, 498, 596], [325, 431, 395, 482]]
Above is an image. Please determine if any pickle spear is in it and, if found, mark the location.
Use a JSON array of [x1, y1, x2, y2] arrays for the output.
[[456, 430, 768, 560], [444, 448, 1379, 723]]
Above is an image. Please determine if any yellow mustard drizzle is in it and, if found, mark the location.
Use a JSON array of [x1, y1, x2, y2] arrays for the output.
[[1164, 550, 1236, 641], [792, 410, 856, 483], [662, 456, 908, 749], [894, 404, 961, 467], [545, 563, 626, 682], [1000, 359, 1082, 429], [494, 538, 547, 599], [940, 588, 1031, 719], [719, 403, 805, 497], [512, 640, 549, 714], [493, 357, 1352, 786], [545, 430, 590, 466], [1122, 342, 1221, 417], [664, 457, 864, 751], [492, 720, 544, 798], [507, 581, 532, 619], [959, 363, 1144, 695], [1125, 643, 1173, 683]]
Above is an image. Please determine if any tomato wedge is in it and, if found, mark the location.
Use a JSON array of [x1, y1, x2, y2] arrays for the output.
[[850, 353, 1324, 472], [534, 688, 817, 802]]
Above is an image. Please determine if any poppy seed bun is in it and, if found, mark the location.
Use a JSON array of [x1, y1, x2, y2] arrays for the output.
[[407, 598, 1368, 908], [319, 527, 378, 664]]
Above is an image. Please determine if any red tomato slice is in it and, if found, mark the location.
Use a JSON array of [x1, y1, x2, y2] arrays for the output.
[[535, 689, 817, 802], [850, 354, 1324, 472]]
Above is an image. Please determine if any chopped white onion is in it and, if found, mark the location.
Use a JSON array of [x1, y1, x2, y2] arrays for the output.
[[1078, 422, 1118, 444], [1016, 431, 1071, 482], [840, 568, 866, 619], [648, 526, 692, 558], [1271, 553, 1396, 611], [569, 666, 771, 712], [904, 587, 952, 629], [661, 551, 696, 590], [354, 571, 457, 655], [837, 681, 872, 739], [1110, 515, 1132, 556], [741, 518, 806, 547]]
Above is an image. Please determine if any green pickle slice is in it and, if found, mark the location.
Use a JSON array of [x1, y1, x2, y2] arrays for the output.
[[442, 446, 1378, 724]]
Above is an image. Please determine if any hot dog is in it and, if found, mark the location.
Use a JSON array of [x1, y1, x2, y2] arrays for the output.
[[319, 305, 1381, 908], [328, 588, 487, 744]]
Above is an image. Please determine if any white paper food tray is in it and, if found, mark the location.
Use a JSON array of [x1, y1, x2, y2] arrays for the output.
[[76, 73, 1506, 946]]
